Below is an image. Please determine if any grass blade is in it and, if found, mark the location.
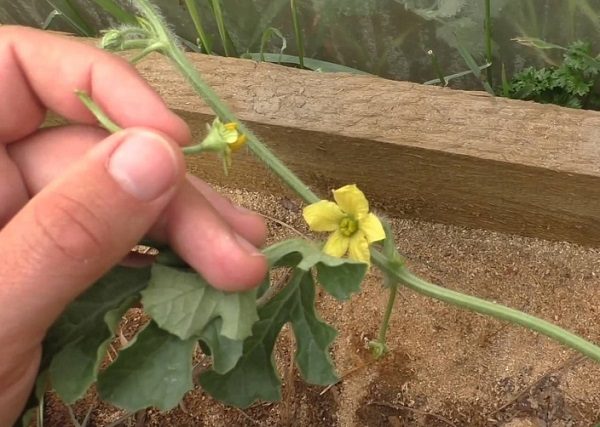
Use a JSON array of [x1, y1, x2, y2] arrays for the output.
[[423, 63, 491, 85], [260, 27, 287, 62], [46, 0, 95, 36], [455, 42, 495, 95], [91, 0, 137, 25], [42, 9, 62, 30], [210, 0, 235, 57], [501, 63, 510, 97], [512, 37, 566, 51], [249, 0, 289, 48], [290, 0, 305, 69], [242, 53, 370, 75], [484, 0, 493, 86], [184, 0, 213, 54]]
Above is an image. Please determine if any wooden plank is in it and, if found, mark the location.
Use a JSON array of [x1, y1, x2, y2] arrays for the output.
[[64, 38, 600, 245]]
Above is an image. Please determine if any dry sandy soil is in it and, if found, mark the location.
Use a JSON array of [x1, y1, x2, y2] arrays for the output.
[[43, 185, 600, 427]]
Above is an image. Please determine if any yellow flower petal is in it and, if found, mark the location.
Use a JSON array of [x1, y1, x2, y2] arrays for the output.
[[323, 230, 350, 257], [221, 123, 239, 143], [348, 231, 371, 264], [359, 213, 385, 243], [303, 201, 345, 232], [333, 184, 369, 219], [229, 134, 247, 152]]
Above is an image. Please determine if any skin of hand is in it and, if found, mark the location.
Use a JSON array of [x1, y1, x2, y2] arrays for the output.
[[0, 26, 268, 425]]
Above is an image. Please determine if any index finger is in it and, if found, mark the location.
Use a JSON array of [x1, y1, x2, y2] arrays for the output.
[[0, 25, 190, 145]]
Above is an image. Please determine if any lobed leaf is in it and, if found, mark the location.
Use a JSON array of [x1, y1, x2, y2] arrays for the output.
[[49, 297, 135, 403], [198, 318, 244, 374], [200, 269, 338, 408], [141, 264, 258, 341], [97, 321, 196, 412], [289, 272, 338, 385], [43, 266, 151, 403]]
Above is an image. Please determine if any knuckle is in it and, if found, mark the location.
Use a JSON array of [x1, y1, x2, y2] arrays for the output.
[[32, 191, 109, 262]]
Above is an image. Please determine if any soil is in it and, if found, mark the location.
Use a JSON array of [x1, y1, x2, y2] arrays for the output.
[[41, 186, 600, 427]]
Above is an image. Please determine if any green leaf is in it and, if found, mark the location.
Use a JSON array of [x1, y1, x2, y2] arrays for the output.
[[46, 0, 95, 36], [264, 239, 367, 300], [42, 266, 150, 403], [198, 318, 244, 374], [44, 266, 150, 359], [241, 53, 371, 75], [259, 27, 287, 62], [512, 37, 567, 51], [97, 321, 196, 412], [199, 279, 293, 407], [91, 0, 138, 25], [141, 264, 258, 340], [49, 296, 135, 403], [455, 42, 495, 96], [289, 272, 338, 385], [200, 269, 338, 408]]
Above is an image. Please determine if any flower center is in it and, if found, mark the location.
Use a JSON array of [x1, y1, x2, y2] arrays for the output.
[[339, 217, 358, 237]]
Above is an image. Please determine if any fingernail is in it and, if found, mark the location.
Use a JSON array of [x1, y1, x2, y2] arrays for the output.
[[235, 233, 264, 257], [108, 130, 178, 201]]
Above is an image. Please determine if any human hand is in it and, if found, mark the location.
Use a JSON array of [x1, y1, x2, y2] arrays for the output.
[[0, 26, 267, 425]]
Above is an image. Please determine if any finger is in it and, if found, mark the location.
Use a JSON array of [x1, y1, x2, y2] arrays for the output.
[[0, 146, 29, 226], [0, 128, 184, 343], [9, 125, 268, 247], [0, 25, 190, 144], [9, 125, 268, 290], [7, 125, 108, 199], [186, 175, 267, 247], [163, 181, 267, 291]]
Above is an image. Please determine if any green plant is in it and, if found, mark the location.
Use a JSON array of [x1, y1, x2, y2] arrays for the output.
[[484, 0, 493, 86], [290, 0, 305, 69], [23, 1, 600, 423], [44, 0, 95, 36], [505, 39, 600, 110], [455, 39, 494, 95], [209, 0, 236, 56], [183, 0, 213, 54]]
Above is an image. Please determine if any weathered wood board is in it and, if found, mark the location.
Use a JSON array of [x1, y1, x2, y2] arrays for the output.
[[67, 38, 600, 246]]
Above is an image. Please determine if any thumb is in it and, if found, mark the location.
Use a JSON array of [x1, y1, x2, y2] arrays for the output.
[[0, 128, 184, 339]]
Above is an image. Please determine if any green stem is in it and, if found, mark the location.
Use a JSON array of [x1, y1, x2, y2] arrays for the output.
[[184, 0, 213, 54], [377, 282, 397, 345], [428, 50, 446, 86], [121, 39, 154, 50], [130, 0, 600, 365], [372, 251, 600, 363], [129, 41, 166, 64], [290, 0, 305, 69], [484, 0, 493, 86], [166, 44, 318, 203], [76, 91, 121, 133], [182, 144, 209, 155]]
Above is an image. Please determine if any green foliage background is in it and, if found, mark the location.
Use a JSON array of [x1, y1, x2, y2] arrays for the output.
[[2, 0, 600, 86]]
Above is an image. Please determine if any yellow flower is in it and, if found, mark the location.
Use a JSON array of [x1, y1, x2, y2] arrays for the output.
[[223, 122, 247, 152], [303, 184, 385, 264], [201, 118, 247, 174]]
